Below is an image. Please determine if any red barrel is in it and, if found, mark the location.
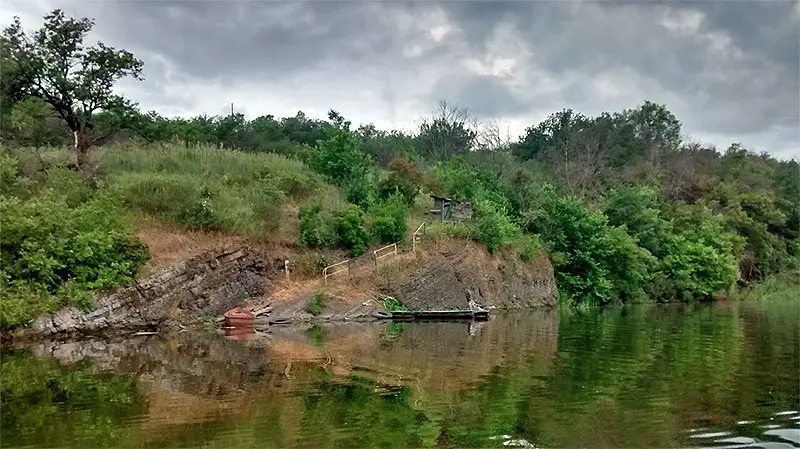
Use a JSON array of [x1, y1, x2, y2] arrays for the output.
[[223, 307, 255, 328]]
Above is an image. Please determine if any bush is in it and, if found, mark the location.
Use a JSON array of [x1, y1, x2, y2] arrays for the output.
[[519, 234, 544, 262], [343, 174, 377, 209], [0, 152, 25, 196], [473, 200, 520, 253], [532, 185, 655, 305], [41, 167, 94, 207], [247, 181, 285, 237], [378, 157, 424, 205], [298, 200, 331, 247], [334, 205, 369, 257], [113, 173, 221, 228], [653, 206, 742, 299], [100, 143, 324, 239], [0, 192, 149, 328], [112, 172, 284, 238], [292, 252, 332, 277], [305, 120, 370, 187], [382, 296, 406, 312], [307, 292, 327, 316], [369, 194, 409, 244]]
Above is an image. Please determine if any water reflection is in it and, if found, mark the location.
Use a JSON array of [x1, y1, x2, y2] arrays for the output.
[[1, 302, 798, 448]]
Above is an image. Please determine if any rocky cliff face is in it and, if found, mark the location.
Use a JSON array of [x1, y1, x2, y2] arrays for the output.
[[379, 242, 558, 311], [13, 240, 559, 337], [20, 247, 276, 338]]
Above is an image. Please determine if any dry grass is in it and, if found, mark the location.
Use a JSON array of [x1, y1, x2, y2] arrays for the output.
[[133, 215, 247, 271]]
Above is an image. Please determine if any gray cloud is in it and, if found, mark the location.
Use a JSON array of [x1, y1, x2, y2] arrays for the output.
[[431, 74, 530, 119], [2, 0, 798, 159]]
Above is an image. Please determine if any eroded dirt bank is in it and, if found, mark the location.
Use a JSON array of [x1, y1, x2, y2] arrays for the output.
[[265, 241, 559, 323], [11, 240, 558, 339]]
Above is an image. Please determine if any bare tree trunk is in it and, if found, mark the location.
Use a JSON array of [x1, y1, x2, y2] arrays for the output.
[[74, 130, 91, 171]]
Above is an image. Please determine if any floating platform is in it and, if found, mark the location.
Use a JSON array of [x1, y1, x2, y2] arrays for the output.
[[386, 310, 489, 321]]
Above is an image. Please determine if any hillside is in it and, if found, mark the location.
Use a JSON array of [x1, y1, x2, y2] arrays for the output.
[[2, 101, 798, 330]]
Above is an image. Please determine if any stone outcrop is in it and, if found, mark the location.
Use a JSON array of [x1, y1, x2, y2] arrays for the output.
[[11, 240, 559, 337], [21, 247, 275, 338], [266, 242, 559, 324], [379, 242, 558, 311]]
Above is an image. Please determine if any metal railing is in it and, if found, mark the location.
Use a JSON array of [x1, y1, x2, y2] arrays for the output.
[[320, 221, 427, 285], [322, 259, 350, 285], [373, 243, 398, 267], [412, 221, 426, 252]]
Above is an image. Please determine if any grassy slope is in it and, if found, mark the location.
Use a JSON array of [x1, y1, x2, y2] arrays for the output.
[[2, 143, 550, 329]]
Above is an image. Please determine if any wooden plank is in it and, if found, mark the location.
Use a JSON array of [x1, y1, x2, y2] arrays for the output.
[[387, 310, 490, 321]]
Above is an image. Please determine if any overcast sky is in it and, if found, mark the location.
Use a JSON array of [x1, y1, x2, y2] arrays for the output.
[[2, 0, 799, 159]]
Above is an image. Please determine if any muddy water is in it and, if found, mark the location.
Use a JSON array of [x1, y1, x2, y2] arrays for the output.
[[1, 301, 798, 448]]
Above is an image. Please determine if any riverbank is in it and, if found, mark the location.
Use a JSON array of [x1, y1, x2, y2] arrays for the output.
[[8, 239, 558, 341], [3, 135, 796, 333]]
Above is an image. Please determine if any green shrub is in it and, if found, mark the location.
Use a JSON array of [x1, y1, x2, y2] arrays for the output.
[[732, 272, 800, 302], [307, 292, 327, 316], [532, 185, 655, 305], [113, 172, 199, 216], [0, 152, 24, 196], [0, 192, 149, 328], [112, 172, 283, 237], [277, 171, 320, 199], [658, 203, 744, 299], [369, 194, 409, 244], [343, 174, 377, 209], [334, 205, 369, 257], [100, 143, 321, 239], [378, 157, 423, 205], [474, 200, 520, 253], [298, 200, 331, 247], [113, 173, 229, 230], [292, 252, 332, 277], [305, 119, 371, 187], [382, 296, 406, 312], [519, 234, 544, 262], [42, 168, 94, 207], [246, 181, 285, 236]]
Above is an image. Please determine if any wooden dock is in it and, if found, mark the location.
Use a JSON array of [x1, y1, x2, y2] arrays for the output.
[[386, 310, 489, 321]]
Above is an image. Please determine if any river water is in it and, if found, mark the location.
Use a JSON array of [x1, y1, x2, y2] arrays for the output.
[[1, 301, 798, 448]]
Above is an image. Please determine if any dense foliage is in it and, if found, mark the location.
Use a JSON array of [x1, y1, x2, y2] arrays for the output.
[[0, 152, 149, 328], [1, 8, 797, 326]]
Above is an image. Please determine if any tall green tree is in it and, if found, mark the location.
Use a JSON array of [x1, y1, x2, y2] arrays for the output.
[[621, 100, 682, 168], [415, 101, 477, 161], [2, 9, 143, 170]]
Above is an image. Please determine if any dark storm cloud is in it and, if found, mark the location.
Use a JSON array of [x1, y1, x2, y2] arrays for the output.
[[437, 0, 798, 137], [431, 74, 530, 119], [2, 0, 798, 157], [85, 1, 445, 79]]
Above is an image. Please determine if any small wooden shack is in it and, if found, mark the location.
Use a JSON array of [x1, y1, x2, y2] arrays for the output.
[[430, 195, 473, 222]]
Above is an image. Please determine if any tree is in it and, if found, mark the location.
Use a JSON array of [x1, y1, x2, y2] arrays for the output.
[[2, 9, 144, 170], [415, 101, 477, 161], [305, 110, 371, 187], [378, 157, 424, 205], [9, 97, 69, 146], [512, 109, 587, 161], [621, 100, 682, 168]]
